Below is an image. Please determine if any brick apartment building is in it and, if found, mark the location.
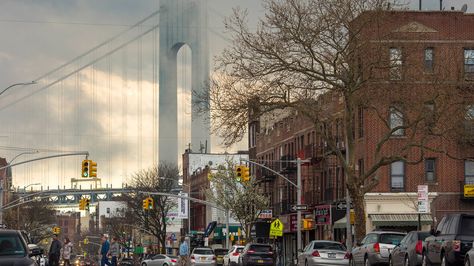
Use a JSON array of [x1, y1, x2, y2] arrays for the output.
[[250, 9, 474, 259], [56, 212, 81, 242]]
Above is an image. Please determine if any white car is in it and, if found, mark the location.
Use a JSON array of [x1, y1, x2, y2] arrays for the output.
[[223, 245, 244, 266], [141, 254, 179, 266]]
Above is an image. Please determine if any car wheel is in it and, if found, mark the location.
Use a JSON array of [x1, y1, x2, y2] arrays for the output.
[[163, 264, 169, 266], [142, 263, 147, 266]]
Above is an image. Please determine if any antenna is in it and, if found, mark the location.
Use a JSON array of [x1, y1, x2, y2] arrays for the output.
[[462, 4, 468, 12]]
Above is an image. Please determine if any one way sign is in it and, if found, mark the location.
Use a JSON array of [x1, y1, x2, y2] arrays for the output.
[[336, 201, 353, 210]]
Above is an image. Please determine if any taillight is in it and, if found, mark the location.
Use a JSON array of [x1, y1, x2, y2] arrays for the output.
[[232, 252, 239, 256], [191, 255, 195, 260], [268, 251, 273, 255], [453, 240, 461, 252], [415, 240, 423, 254], [374, 242, 380, 253], [170, 259, 177, 263], [312, 250, 320, 257], [212, 256, 216, 260], [344, 252, 352, 259], [247, 250, 255, 254]]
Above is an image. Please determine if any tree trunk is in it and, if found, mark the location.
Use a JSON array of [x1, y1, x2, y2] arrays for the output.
[[351, 191, 366, 243]]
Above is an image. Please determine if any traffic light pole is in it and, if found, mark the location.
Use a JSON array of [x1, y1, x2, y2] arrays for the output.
[[0, 151, 89, 226], [240, 158, 308, 258]]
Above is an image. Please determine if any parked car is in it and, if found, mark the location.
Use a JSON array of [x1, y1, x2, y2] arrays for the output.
[[465, 243, 474, 266], [223, 245, 244, 266], [238, 243, 274, 266], [190, 247, 216, 266], [214, 248, 228, 266], [424, 213, 474, 265], [0, 229, 41, 265], [297, 240, 350, 266], [141, 254, 179, 266], [351, 231, 406, 266], [388, 231, 431, 266], [119, 257, 135, 266]]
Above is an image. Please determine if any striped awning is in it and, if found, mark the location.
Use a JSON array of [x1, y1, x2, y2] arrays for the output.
[[369, 213, 433, 226]]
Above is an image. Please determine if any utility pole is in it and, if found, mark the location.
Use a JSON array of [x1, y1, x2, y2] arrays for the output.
[[296, 158, 302, 256]]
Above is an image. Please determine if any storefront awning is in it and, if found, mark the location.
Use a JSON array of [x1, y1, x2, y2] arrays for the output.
[[333, 217, 348, 229], [369, 213, 433, 226]]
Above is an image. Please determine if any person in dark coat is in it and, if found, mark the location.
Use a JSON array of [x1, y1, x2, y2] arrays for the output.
[[49, 234, 62, 266]]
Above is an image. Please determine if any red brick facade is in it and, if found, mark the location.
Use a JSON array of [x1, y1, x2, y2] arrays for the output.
[[250, 10, 474, 231]]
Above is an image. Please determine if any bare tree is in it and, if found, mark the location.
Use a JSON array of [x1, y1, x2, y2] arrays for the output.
[[202, 0, 470, 240], [205, 161, 269, 241], [122, 162, 179, 253], [4, 198, 56, 243]]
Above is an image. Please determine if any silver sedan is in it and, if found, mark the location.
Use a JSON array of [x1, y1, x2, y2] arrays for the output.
[[298, 240, 350, 266], [141, 254, 179, 266]]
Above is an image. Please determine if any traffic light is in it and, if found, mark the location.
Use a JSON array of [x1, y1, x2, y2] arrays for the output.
[[52, 226, 61, 234], [242, 166, 250, 182], [81, 160, 90, 177], [89, 160, 97, 178], [79, 198, 85, 210], [147, 197, 154, 210], [235, 165, 244, 182], [142, 199, 148, 210], [85, 198, 90, 210]]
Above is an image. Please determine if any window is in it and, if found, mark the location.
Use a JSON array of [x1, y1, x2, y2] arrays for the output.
[[424, 48, 434, 72], [425, 158, 436, 182], [389, 48, 402, 80], [465, 49, 474, 75], [390, 161, 405, 190], [389, 107, 405, 136], [358, 159, 364, 178], [358, 106, 364, 138], [249, 124, 257, 148], [465, 160, 474, 184]]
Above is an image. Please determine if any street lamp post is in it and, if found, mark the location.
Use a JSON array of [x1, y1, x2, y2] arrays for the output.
[[0, 150, 39, 227], [0, 81, 36, 97]]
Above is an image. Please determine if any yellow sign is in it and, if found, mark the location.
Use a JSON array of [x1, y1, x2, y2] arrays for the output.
[[270, 218, 284, 237], [303, 219, 314, 230], [464, 185, 474, 197], [350, 210, 355, 225], [52, 226, 61, 234]]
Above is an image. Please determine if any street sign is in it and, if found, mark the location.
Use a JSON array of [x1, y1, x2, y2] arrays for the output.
[[464, 184, 474, 198], [418, 185, 429, 213], [269, 218, 283, 237], [315, 205, 332, 225], [258, 210, 273, 219], [291, 205, 308, 211], [336, 201, 353, 210]]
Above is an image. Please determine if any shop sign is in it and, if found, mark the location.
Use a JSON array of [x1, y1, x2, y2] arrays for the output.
[[314, 205, 331, 225]]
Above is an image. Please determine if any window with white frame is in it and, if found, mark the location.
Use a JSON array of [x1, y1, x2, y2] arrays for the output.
[[465, 160, 474, 184], [390, 161, 405, 190], [389, 106, 405, 136], [465, 49, 474, 75], [424, 48, 434, 72], [389, 48, 402, 80], [425, 158, 436, 182]]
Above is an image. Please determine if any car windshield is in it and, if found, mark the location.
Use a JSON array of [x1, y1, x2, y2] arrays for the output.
[[380, 234, 405, 244], [461, 217, 474, 235], [236, 248, 244, 253], [418, 232, 431, 240], [313, 242, 346, 251], [214, 249, 228, 255], [250, 245, 272, 252], [0, 234, 26, 256], [194, 249, 214, 255]]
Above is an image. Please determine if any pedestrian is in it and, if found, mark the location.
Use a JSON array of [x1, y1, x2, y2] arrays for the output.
[[49, 234, 62, 266], [108, 237, 120, 266], [100, 234, 111, 266], [61, 237, 73, 266], [178, 236, 189, 266]]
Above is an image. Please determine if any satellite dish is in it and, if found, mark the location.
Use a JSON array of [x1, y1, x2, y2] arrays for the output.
[[462, 4, 468, 12]]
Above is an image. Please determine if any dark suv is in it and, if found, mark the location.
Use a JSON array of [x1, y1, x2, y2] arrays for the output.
[[424, 213, 474, 265], [239, 243, 274, 266], [0, 229, 39, 265]]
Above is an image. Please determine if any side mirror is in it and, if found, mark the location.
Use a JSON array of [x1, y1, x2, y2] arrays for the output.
[[356, 241, 362, 247]]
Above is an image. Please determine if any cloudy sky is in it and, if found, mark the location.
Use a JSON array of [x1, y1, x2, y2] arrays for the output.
[[0, 0, 470, 189]]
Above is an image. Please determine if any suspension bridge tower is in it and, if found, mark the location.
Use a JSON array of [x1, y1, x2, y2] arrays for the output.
[[159, 0, 210, 163]]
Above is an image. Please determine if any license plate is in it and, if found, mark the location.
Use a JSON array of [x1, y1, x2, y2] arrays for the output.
[[257, 260, 264, 263], [201, 257, 206, 261], [328, 253, 336, 258]]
